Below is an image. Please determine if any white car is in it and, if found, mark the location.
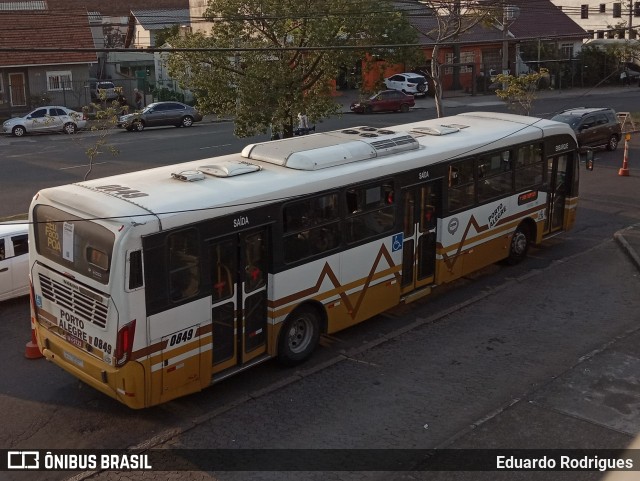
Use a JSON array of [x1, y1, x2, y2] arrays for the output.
[[2, 106, 87, 137], [384, 73, 428, 96], [0, 221, 29, 302]]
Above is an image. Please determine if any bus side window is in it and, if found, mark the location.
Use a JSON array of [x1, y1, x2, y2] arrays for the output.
[[448, 159, 475, 211], [515, 143, 544, 190], [128, 250, 143, 290], [282, 193, 340, 264], [346, 181, 395, 243], [168, 229, 201, 302]]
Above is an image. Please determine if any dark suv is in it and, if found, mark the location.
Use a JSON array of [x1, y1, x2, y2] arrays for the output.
[[551, 107, 621, 151]]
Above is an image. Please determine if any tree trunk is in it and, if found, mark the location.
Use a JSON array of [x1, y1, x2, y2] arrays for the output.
[[431, 46, 444, 118]]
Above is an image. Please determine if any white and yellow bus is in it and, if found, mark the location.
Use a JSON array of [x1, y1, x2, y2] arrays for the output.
[[29, 112, 580, 408]]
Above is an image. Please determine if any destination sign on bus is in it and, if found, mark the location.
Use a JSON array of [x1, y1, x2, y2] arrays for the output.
[[518, 191, 539, 205]]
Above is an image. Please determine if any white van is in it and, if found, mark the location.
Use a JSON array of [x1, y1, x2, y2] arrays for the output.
[[0, 221, 29, 301]]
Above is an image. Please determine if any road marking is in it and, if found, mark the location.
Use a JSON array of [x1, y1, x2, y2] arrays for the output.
[[59, 162, 109, 170], [199, 144, 231, 150]]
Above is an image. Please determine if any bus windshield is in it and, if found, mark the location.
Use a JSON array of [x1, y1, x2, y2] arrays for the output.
[[33, 205, 115, 285]]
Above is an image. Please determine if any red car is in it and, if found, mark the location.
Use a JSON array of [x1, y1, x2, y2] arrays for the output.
[[350, 90, 415, 114]]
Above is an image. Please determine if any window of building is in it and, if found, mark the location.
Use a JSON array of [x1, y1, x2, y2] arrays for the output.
[[635, 2, 640, 16], [444, 51, 475, 74], [560, 44, 574, 59], [581, 5, 589, 18], [345, 182, 395, 244], [46, 71, 72, 91], [613, 3, 622, 18], [283, 193, 341, 263], [600, 4, 606, 13]]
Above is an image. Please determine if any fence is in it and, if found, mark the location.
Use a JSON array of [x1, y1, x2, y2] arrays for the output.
[[1, 77, 192, 117]]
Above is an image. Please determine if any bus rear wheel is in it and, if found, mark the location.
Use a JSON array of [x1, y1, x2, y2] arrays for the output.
[[507, 224, 530, 265], [278, 307, 320, 366]]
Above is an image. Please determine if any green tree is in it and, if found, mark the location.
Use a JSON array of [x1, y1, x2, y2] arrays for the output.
[[494, 68, 548, 116], [408, 1, 500, 118], [166, 0, 418, 138], [155, 25, 181, 47]]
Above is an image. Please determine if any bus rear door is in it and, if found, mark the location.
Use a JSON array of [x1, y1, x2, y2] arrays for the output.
[[545, 154, 571, 234], [400, 179, 441, 300], [210, 227, 269, 377]]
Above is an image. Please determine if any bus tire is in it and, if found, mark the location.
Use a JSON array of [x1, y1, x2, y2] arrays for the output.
[[507, 223, 529, 265], [278, 307, 320, 366]]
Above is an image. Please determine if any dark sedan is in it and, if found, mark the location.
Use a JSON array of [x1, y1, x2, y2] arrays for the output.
[[118, 101, 203, 131], [350, 90, 415, 114]]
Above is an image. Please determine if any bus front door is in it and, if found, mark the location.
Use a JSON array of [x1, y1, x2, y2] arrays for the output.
[[400, 180, 441, 296], [210, 228, 269, 375], [545, 154, 569, 234]]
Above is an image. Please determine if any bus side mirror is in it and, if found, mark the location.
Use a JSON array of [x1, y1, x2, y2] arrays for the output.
[[585, 150, 594, 171]]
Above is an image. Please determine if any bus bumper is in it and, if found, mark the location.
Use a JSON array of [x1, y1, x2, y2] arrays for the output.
[[39, 335, 147, 409]]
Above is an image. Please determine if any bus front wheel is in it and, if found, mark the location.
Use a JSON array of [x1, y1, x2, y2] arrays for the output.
[[278, 307, 320, 366], [507, 224, 530, 265]]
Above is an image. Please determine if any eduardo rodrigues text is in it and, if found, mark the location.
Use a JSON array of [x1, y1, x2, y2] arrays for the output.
[[497, 456, 633, 471]]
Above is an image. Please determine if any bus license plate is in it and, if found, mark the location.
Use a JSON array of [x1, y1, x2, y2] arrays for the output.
[[65, 333, 84, 349], [63, 350, 84, 368]]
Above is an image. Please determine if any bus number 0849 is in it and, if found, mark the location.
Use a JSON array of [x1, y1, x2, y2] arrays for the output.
[[169, 328, 194, 347]]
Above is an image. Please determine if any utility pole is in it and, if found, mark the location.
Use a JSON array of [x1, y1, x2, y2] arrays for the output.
[[502, 3, 508, 76], [630, 0, 634, 39], [501, 3, 520, 76]]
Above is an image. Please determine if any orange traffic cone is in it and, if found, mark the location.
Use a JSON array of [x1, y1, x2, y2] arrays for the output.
[[619, 138, 630, 176], [25, 318, 43, 359]]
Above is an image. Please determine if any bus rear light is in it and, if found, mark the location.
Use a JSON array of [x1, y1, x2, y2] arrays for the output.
[[115, 319, 136, 366]]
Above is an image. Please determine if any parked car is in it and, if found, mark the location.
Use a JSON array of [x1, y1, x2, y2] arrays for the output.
[[621, 62, 640, 80], [350, 90, 415, 114], [551, 107, 621, 151], [117, 101, 203, 131], [384, 73, 428, 96], [2, 106, 87, 137], [0, 221, 29, 302], [90, 80, 119, 101]]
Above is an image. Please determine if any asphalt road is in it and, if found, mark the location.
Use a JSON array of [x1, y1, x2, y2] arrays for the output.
[[1, 87, 637, 219]]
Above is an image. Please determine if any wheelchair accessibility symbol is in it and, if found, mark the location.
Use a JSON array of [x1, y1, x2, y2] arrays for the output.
[[392, 233, 403, 252]]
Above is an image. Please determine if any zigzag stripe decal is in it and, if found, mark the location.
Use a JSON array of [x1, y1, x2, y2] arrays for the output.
[[440, 204, 544, 270], [273, 243, 401, 320]]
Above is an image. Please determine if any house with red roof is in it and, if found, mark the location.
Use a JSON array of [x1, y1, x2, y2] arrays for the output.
[[361, 0, 589, 94], [0, 0, 97, 113], [0, 0, 189, 114]]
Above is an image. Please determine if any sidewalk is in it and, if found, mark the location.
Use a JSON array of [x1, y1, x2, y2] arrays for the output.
[[615, 223, 640, 271]]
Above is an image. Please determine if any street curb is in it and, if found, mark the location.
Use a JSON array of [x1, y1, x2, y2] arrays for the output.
[[614, 224, 640, 271]]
